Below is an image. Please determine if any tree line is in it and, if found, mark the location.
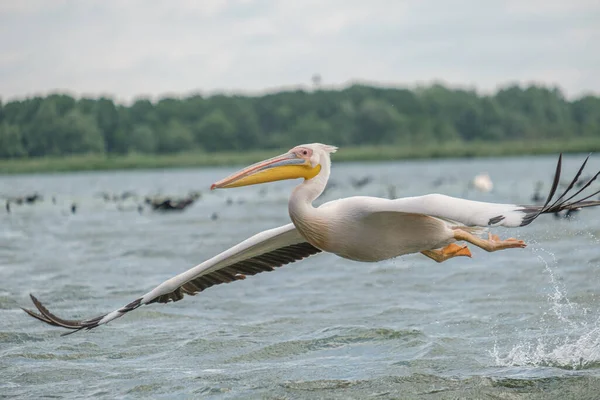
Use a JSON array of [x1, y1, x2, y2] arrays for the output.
[[1, 83, 599, 158]]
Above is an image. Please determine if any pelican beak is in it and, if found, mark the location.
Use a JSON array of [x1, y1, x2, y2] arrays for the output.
[[211, 152, 321, 190]]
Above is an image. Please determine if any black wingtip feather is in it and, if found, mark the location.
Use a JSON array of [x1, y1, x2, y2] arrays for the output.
[[520, 153, 600, 225], [547, 153, 589, 210], [23, 293, 107, 335], [559, 170, 600, 206], [21, 307, 59, 327], [545, 153, 563, 208]]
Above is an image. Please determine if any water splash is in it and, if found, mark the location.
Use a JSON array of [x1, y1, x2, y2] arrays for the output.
[[491, 248, 600, 370]]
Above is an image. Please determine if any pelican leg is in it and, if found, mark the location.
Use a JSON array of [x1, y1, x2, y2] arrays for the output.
[[453, 230, 526, 252], [421, 243, 472, 263]]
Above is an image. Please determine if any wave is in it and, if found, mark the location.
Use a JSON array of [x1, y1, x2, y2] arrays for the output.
[[491, 251, 600, 370], [224, 326, 425, 363]]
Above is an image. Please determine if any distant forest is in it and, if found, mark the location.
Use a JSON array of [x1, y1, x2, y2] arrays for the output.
[[1, 84, 599, 158]]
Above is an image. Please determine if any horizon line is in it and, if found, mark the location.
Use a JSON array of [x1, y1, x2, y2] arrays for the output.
[[2, 78, 597, 106]]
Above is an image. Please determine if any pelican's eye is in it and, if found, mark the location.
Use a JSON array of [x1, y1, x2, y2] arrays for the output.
[[296, 148, 312, 158]]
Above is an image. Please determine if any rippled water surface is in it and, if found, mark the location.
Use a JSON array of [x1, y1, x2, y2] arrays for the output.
[[2, 155, 600, 399]]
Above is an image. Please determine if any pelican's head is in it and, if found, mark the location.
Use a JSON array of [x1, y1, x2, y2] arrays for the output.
[[211, 143, 338, 190]]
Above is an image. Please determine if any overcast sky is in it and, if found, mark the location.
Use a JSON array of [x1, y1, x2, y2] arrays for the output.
[[1, 0, 599, 103]]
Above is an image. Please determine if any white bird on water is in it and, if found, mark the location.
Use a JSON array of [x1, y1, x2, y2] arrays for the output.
[[472, 172, 494, 193], [23, 144, 600, 335]]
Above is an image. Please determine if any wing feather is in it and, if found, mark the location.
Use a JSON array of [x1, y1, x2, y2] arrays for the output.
[[23, 223, 321, 335], [366, 153, 600, 228]]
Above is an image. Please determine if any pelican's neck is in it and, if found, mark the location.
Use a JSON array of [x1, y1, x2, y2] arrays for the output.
[[288, 158, 330, 220]]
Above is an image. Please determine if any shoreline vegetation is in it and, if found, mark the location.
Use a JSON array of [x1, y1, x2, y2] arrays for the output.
[[3, 83, 600, 174], [2, 137, 600, 174]]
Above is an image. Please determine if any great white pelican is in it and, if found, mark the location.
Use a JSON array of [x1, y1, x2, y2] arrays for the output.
[[23, 144, 600, 335]]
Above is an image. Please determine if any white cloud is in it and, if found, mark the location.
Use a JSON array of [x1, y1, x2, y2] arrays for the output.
[[0, 0, 599, 102]]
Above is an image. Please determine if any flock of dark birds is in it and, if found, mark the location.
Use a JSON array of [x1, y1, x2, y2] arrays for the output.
[[2, 173, 598, 221], [3, 191, 203, 216]]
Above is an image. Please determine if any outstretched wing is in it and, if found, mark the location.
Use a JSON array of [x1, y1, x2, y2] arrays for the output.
[[23, 223, 321, 335], [370, 154, 600, 228]]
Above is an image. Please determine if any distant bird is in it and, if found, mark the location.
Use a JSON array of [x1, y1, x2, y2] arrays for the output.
[[22, 145, 600, 335], [531, 181, 544, 204], [432, 177, 445, 188], [320, 179, 338, 196], [98, 192, 111, 202], [188, 191, 202, 201], [471, 173, 493, 193], [71, 203, 77, 214], [577, 177, 592, 188], [554, 208, 580, 220], [387, 185, 397, 200], [432, 176, 457, 188], [150, 197, 195, 211], [559, 174, 593, 191], [25, 193, 42, 204], [350, 175, 373, 189], [5, 201, 10, 213], [120, 191, 137, 201]]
